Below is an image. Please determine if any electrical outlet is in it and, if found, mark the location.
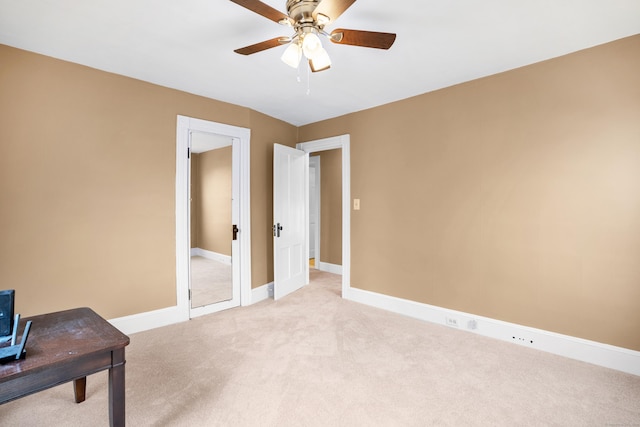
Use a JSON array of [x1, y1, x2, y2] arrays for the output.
[[445, 316, 458, 328], [512, 336, 534, 344]]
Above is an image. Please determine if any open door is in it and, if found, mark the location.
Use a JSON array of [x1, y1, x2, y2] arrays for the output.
[[273, 143, 309, 300]]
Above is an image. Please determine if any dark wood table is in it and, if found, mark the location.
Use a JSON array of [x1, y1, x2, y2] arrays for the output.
[[0, 307, 130, 426]]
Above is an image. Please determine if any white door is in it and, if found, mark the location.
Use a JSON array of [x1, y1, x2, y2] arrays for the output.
[[273, 143, 309, 300]]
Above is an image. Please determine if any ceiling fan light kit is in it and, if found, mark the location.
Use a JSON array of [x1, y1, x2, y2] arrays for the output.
[[231, 0, 396, 73], [302, 32, 322, 58], [308, 46, 331, 71], [280, 30, 332, 70], [281, 42, 302, 67]]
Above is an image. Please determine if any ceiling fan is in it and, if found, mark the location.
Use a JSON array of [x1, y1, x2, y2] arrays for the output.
[[230, 0, 396, 72]]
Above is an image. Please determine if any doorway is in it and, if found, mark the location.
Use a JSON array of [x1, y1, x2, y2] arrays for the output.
[[176, 116, 252, 319], [297, 135, 350, 297]]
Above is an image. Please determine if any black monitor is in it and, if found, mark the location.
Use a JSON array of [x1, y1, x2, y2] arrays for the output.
[[0, 289, 15, 338]]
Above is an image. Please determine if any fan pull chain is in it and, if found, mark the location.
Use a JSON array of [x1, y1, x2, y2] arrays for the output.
[[306, 65, 311, 95]]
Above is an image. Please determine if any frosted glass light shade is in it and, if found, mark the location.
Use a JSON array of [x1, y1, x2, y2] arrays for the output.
[[309, 48, 331, 72], [281, 43, 302, 68], [302, 33, 322, 59]]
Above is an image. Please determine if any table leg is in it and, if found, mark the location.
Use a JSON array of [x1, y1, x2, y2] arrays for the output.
[[73, 377, 87, 403], [109, 348, 126, 427]]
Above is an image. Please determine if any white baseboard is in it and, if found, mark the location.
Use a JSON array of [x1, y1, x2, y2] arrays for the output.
[[190, 248, 232, 265], [344, 286, 640, 377], [108, 305, 187, 335], [251, 282, 272, 304], [318, 262, 342, 275], [108, 278, 639, 376], [109, 281, 274, 335]]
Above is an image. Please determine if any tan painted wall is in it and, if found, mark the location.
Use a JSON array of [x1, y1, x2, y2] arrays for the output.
[[0, 44, 296, 319], [192, 147, 232, 256], [3, 35, 639, 351], [314, 149, 342, 265], [299, 35, 640, 351]]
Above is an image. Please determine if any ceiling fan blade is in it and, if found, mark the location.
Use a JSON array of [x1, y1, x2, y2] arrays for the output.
[[312, 0, 356, 23], [329, 29, 396, 49], [234, 37, 290, 55], [230, 0, 293, 25]]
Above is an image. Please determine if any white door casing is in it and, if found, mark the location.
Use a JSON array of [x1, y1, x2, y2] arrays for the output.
[[176, 115, 252, 319], [297, 135, 350, 297], [273, 143, 309, 300]]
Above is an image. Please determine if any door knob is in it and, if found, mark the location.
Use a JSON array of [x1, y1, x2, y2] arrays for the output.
[[232, 224, 239, 241], [273, 223, 283, 238]]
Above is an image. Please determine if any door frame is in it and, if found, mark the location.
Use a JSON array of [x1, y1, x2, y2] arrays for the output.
[[176, 115, 252, 319], [297, 134, 350, 296]]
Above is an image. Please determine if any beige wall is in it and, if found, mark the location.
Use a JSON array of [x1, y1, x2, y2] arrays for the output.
[[191, 147, 232, 256], [0, 44, 296, 319], [299, 35, 640, 351], [313, 150, 342, 265], [2, 35, 639, 352]]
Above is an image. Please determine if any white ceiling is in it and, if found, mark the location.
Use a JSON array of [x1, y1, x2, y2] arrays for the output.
[[1, 1, 639, 126]]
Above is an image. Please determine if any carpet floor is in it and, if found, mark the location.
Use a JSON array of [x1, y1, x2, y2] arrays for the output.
[[1, 270, 639, 426]]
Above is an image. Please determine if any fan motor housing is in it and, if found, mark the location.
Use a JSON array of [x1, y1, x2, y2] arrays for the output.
[[286, 0, 319, 25]]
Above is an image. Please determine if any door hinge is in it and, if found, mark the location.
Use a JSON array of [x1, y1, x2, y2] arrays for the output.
[[188, 289, 191, 300], [187, 147, 191, 159]]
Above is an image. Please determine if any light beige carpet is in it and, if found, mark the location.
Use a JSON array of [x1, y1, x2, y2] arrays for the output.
[[1, 270, 639, 426], [190, 256, 232, 307]]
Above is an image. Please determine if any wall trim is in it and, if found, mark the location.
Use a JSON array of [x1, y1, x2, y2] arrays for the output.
[[191, 248, 232, 265], [251, 282, 272, 304], [318, 262, 342, 275], [344, 286, 640, 377], [110, 281, 274, 335], [108, 306, 186, 335], [109, 282, 639, 376]]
